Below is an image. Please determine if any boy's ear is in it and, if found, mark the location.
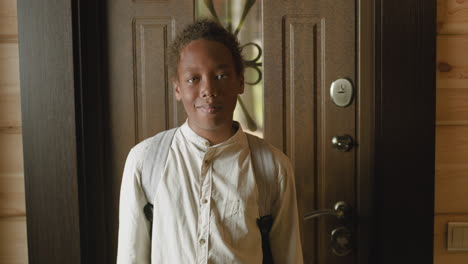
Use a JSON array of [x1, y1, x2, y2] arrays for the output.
[[173, 79, 182, 101], [238, 74, 245, 95]]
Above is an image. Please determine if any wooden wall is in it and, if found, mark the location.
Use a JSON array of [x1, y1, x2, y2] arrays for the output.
[[0, 0, 28, 263], [435, 0, 468, 263], [0, 0, 452, 263]]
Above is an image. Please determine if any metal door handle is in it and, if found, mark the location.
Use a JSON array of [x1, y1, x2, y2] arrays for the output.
[[304, 201, 350, 221], [304, 201, 354, 257], [332, 135, 354, 152]]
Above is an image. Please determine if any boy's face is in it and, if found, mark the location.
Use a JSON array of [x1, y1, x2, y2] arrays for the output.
[[174, 39, 244, 133]]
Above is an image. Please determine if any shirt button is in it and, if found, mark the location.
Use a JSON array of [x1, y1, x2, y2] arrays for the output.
[[204, 141, 210, 147], [202, 198, 208, 204], [199, 239, 206, 245]]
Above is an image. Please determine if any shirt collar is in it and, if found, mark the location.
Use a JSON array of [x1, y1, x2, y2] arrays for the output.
[[180, 120, 248, 150]]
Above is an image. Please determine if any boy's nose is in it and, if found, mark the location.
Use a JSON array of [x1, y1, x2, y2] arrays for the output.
[[201, 79, 218, 98]]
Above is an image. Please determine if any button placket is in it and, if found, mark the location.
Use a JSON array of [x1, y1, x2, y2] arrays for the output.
[[200, 149, 212, 180], [197, 151, 213, 264]]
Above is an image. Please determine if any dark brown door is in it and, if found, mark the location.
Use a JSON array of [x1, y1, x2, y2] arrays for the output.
[[103, 0, 358, 263], [263, 1, 356, 264]]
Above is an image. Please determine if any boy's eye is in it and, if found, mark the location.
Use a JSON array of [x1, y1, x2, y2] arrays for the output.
[[187, 77, 199, 83], [216, 74, 227, 80]]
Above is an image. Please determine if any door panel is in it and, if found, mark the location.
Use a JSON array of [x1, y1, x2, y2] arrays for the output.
[[133, 17, 175, 141], [103, 0, 356, 263], [264, 1, 356, 263], [283, 15, 323, 261]]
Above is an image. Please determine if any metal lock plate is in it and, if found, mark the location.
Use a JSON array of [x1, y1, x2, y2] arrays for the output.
[[331, 226, 352, 256], [330, 78, 354, 107]]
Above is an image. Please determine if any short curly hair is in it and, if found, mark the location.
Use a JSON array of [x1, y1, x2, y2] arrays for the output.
[[169, 19, 244, 79]]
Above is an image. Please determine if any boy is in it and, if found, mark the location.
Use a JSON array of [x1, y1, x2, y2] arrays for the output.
[[117, 20, 303, 263]]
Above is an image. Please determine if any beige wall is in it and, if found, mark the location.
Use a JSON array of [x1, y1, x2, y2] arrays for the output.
[[435, 0, 468, 263], [0, 0, 28, 263]]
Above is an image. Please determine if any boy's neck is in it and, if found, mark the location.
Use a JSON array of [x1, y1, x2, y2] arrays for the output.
[[188, 120, 238, 146]]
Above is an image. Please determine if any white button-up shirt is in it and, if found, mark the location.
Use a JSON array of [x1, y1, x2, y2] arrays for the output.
[[117, 122, 303, 263]]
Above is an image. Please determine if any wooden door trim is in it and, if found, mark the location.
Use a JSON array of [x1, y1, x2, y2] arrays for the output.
[[17, 0, 82, 263], [357, 0, 375, 263], [17, 0, 108, 263], [373, 0, 436, 263], [73, 0, 108, 262]]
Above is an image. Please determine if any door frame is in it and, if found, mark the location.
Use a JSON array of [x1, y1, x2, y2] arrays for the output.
[[372, 0, 436, 263], [17, 0, 435, 263]]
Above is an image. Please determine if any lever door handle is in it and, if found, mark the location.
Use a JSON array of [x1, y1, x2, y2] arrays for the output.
[[304, 201, 350, 221], [304, 201, 353, 257]]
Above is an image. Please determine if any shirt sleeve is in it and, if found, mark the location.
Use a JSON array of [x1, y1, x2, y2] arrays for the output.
[[269, 151, 304, 264], [116, 145, 151, 264]]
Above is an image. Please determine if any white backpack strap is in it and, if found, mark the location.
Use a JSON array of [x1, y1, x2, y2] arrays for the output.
[[246, 133, 277, 216], [141, 128, 178, 204]]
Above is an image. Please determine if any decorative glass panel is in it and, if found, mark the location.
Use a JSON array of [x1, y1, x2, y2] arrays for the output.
[[196, 0, 264, 137]]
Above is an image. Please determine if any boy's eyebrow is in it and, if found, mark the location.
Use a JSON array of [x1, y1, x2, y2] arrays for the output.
[[217, 64, 231, 69], [182, 64, 233, 72], [182, 66, 199, 72]]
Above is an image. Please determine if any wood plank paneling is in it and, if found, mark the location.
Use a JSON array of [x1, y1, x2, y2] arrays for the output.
[[0, 133, 24, 174], [437, 36, 468, 89], [0, 216, 28, 264], [0, 30, 21, 129], [0, 42, 21, 128], [1, 0, 27, 262], [434, 214, 468, 264], [437, 88, 468, 124], [0, 84, 21, 128], [0, 0, 18, 39], [0, 43, 20, 86], [438, 0, 468, 35], [0, 174, 25, 217], [437, 0, 447, 30], [436, 1, 468, 263], [0, 0, 17, 19], [435, 126, 468, 213], [0, 0, 17, 17]]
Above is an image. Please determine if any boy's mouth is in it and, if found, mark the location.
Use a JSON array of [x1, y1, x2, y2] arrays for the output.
[[196, 104, 223, 113]]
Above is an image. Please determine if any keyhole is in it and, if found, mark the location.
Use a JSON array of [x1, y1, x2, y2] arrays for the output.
[[338, 84, 346, 93], [337, 236, 349, 247]]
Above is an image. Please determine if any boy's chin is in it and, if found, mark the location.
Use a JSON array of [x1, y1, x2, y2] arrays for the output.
[[188, 117, 232, 131]]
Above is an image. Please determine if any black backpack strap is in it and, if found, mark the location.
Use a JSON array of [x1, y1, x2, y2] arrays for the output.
[[246, 133, 277, 264], [143, 203, 154, 238], [257, 215, 274, 264]]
